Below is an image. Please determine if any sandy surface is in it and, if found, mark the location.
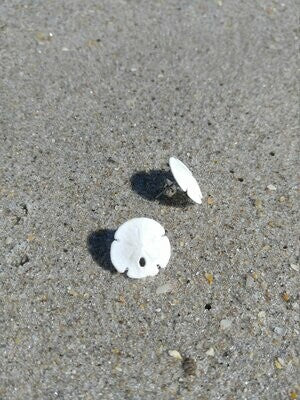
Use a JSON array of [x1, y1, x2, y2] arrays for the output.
[[1, 1, 299, 399]]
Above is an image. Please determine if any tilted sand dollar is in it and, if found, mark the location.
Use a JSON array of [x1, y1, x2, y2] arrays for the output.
[[169, 157, 203, 204]]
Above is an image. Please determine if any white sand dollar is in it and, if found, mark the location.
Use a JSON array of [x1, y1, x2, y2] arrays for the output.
[[169, 157, 202, 204], [110, 218, 171, 279]]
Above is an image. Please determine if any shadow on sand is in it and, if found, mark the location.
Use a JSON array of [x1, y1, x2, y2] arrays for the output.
[[130, 169, 192, 208], [87, 229, 117, 273]]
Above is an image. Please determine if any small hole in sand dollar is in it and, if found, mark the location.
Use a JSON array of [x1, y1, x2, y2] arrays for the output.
[[139, 257, 146, 267]]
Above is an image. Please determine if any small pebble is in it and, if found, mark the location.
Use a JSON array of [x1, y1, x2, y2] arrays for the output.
[[278, 357, 285, 366], [207, 196, 214, 205], [27, 233, 35, 242], [274, 358, 283, 369], [290, 390, 298, 399], [282, 292, 290, 302], [156, 283, 174, 295], [254, 199, 263, 209], [258, 310, 266, 319], [205, 272, 214, 285], [274, 326, 285, 336], [117, 295, 126, 304], [252, 271, 259, 280], [6, 237, 13, 245], [35, 31, 52, 42], [206, 347, 215, 356], [267, 184, 277, 191], [220, 319, 232, 330], [168, 350, 182, 360], [67, 288, 79, 297], [258, 311, 266, 323], [290, 263, 299, 272], [86, 39, 100, 47], [246, 275, 255, 288], [20, 254, 29, 266]]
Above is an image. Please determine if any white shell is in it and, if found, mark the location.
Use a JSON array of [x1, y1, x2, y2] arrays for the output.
[[169, 157, 202, 204], [110, 218, 171, 279]]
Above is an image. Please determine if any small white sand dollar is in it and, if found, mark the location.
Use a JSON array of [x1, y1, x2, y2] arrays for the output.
[[169, 157, 202, 204], [110, 218, 171, 279]]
